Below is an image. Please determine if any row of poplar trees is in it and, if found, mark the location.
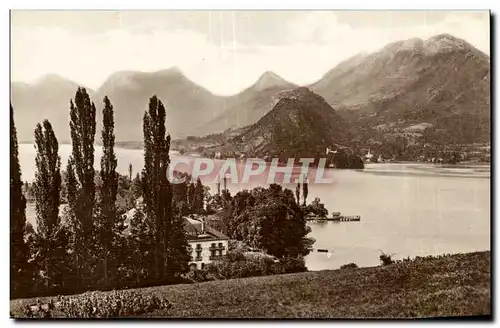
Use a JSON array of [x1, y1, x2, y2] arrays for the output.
[[10, 88, 190, 298]]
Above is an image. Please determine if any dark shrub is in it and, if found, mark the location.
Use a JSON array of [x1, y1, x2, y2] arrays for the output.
[[188, 252, 307, 282], [340, 263, 358, 270], [379, 252, 395, 266], [279, 256, 307, 273], [225, 249, 246, 262], [185, 269, 210, 283]]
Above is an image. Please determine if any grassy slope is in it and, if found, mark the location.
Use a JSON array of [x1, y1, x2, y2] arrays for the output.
[[11, 251, 490, 318]]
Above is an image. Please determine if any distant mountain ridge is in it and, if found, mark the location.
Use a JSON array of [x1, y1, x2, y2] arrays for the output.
[[11, 75, 95, 143], [93, 67, 231, 141], [11, 34, 490, 146], [11, 68, 296, 143], [310, 34, 489, 111], [234, 87, 352, 158], [199, 72, 297, 136], [252, 71, 293, 91], [309, 34, 490, 144]]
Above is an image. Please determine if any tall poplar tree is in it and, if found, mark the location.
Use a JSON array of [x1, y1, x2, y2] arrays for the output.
[[10, 104, 29, 297], [68, 87, 96, 289], [142, 96, 169, 281], [33, 120, 63, 291], [165, 206, 190, 277], [302, 176, 308, 206], [193, 177, 204, 214], [65, 157, 79, 287], [142, 96, 188, 282], [187, 182, 195, 212], [98, 96, 118, 287], [164, 138, 189, 278], [131, 172, 142, 199]]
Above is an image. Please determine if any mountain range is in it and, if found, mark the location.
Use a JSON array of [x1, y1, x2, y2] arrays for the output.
[[310, 34, 490, 144], [11, 68, 296, 142], [11, 34, 490, 146]]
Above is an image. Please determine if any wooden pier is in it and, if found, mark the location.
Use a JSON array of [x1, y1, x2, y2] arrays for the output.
[[330, 215, 361, 222], [305, 214, 361, 222]]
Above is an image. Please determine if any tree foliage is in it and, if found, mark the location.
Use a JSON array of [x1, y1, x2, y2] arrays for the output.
[[226, 184, 311, 258], [68, 87, 97, 290], [32, 120, 70, 293], [141, 96, 188, 282], [193, 177, 205, 214], [305, 197, 329, 218], [295, 182, 301, 205], [97, 96, 120, 288], [302, 179, 308, 206], [11, 89, 315, 299], [10, 104, 29, 297]]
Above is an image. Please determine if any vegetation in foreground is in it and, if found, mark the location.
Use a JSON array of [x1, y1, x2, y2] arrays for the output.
[[11, 90, 318, 299], [11, 251, 490, 319]]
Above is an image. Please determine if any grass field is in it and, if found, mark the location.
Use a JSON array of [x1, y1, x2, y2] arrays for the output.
[[11, 251, 491, 319]]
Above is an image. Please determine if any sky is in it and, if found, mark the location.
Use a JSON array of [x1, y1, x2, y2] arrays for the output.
[[11, 10, 490, 95]]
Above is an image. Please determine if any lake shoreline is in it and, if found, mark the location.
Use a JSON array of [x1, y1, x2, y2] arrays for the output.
[[19, 143, 490, 167], [19, 144, 491, 272]]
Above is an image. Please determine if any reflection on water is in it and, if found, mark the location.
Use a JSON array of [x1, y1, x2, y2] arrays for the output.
[[212, 163, 490, 270]]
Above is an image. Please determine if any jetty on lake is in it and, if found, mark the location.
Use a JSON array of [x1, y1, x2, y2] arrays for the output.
[[330, 215, 361, 222], [306, 212, 361, 222]]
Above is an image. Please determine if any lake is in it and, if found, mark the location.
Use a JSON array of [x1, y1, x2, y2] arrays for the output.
[[19, 144, 491, 270]]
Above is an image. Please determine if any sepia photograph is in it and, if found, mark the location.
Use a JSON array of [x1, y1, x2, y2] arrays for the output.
[[9, 9, 491, 319]]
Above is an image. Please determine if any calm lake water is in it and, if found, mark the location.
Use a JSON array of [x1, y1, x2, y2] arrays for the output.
[[19, 144, 490, 271]]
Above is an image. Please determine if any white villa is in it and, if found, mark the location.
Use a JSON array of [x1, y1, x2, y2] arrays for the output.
[[122, 204, 230, 271], [183, 217, 230, 270]]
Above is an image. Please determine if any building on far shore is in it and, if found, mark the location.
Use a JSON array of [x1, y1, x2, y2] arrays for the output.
[[183, 217, 230, 270]]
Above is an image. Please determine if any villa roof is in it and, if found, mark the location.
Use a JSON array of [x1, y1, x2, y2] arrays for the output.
[[121, 208, 229, 241], [184, 217, 229, 242]]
